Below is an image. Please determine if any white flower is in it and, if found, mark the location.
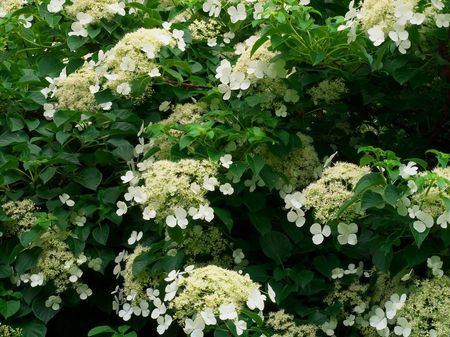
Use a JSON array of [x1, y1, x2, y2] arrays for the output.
[[399, 161, 418, 179], [207, 38, 217, 47], [149, 68, 161, 77], [283, 89, 299, 103], [337, 223, 358, 245], [156, 315, 172, 335], [394, 317, 411, 337], [166, 207, 188, 229], [437, 210, 450, 228], [246, 287, 266, 311], [427, 255, 444, 277], [218, 83, 231, 100], [142, 43, 156, 59], [343, 315, 355, 327], [370, 308, 388, 330], [159, 101, 171, 112], [235, 319, 247, 336], [412, 210, 434, 233], [219, 303, 237, 320], [121, 170, 135, 183], [99, 102, 112, 110], [68, 265, 83, 282], [203, 176, 219, 191], [216, 60, 232, 84], [116, 201, 128, 216], [184, 316, 205, 337], [284, 191, 305, 210], [429, 329, 438, 337], [220, 183, 234, 195], [287, 209, 306, 227], [223, 32, 235, 44], [76, 12, 92, 25], [192, 205, 214, 222], [108, 2, 126, 16], [89, 83, 100, 94], [321, 318, 337, 336], [200, 308, 217, 325], [143, 206, 156, 220], [151, 298, 167, 319], [45, 295, 62, 310], [19, 14, 33, 28], [202, 0, 221, 17], [331, 267, 344, 279], [146, 288, 160, 301], [410, 13, 425, 25], [233, 249, 245, 264], [128, 230, 143, 245], [116, 83, 131, 95], [30, 273, 44, 287], [385, 293, 407, 319], [47, 0, 65, 13], [119, 303, 133, 321], [268, 284, 276, 302], [228, 4, 247, 23], [436, 14, 450, 28], [134, 300, 150, 317], [220, 154, 233, 168], [368, 25, 385, 46], [173, 29, 186, 51], [299, 0, 310, 5], [344, 263, 357, 275], [164, 281, 179, 301], [431, 0, 444, 10], [229, 72, 251, 91], [76, 284, 93, 300], [310, 223, 331, 245], [59, 193, 75, 207], [43, 103, 56, 120], [275, 104, 287, 117], [120, 57, 136, 72]]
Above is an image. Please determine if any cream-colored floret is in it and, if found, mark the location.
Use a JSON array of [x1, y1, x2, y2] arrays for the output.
[[55, 65, 99, 112], [263, 133, 321, 189], [170, 265, 257, 320], [303, 162, 370, 223], [2, 199, 36, 235], [0, 0, 24, 15], [307, 78, 348, 105], [398, 276, 450, 337], [267, 310, 319, 337], [0, 324, 23, 337], [66, 0, 117, 23], [103, 28, 175, 91], [140, 159, 218, 221]]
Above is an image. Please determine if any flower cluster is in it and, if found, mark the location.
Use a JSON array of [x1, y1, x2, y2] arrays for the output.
[[17, 229, 98, 307], [262, 133, 321, 189], [398, 275, 450, 336], [66, 0, 119, 24], [307, 78, 348, 105], [340, 0, 450, 53], [216, 35, 287, 100], [0, 0, 25, 17], [266, 310, 319, 337], [303, 162, 370, 224], [118, 159, 219, 226], [0, 324, 22, 337], [1, 199, 37, 236]]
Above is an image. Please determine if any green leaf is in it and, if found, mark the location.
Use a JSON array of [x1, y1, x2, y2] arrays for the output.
[[260, 231, 292, 262], [67, 36, 89, 51], [214, 207, 234, 232], [354, 172, 385, 194], [383, 185, 402, 206], [39, 167, 57, 184], [247, 155, 265, 176], [290, 269, 314, 288], [21, 319, 47, 337], [74, 168, 103, 190], [88, 326, 116, 337], [32, 296, 59, 323], [0, 300, 20, 318], [249, 212, 271, 235], [15, 247, 42, 274], [361, 190, 385, 210], [241, 308, 263, 326], [372, 243, 393, 272], [92, 226, 109, 245], [409, 223, 430, 248]]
